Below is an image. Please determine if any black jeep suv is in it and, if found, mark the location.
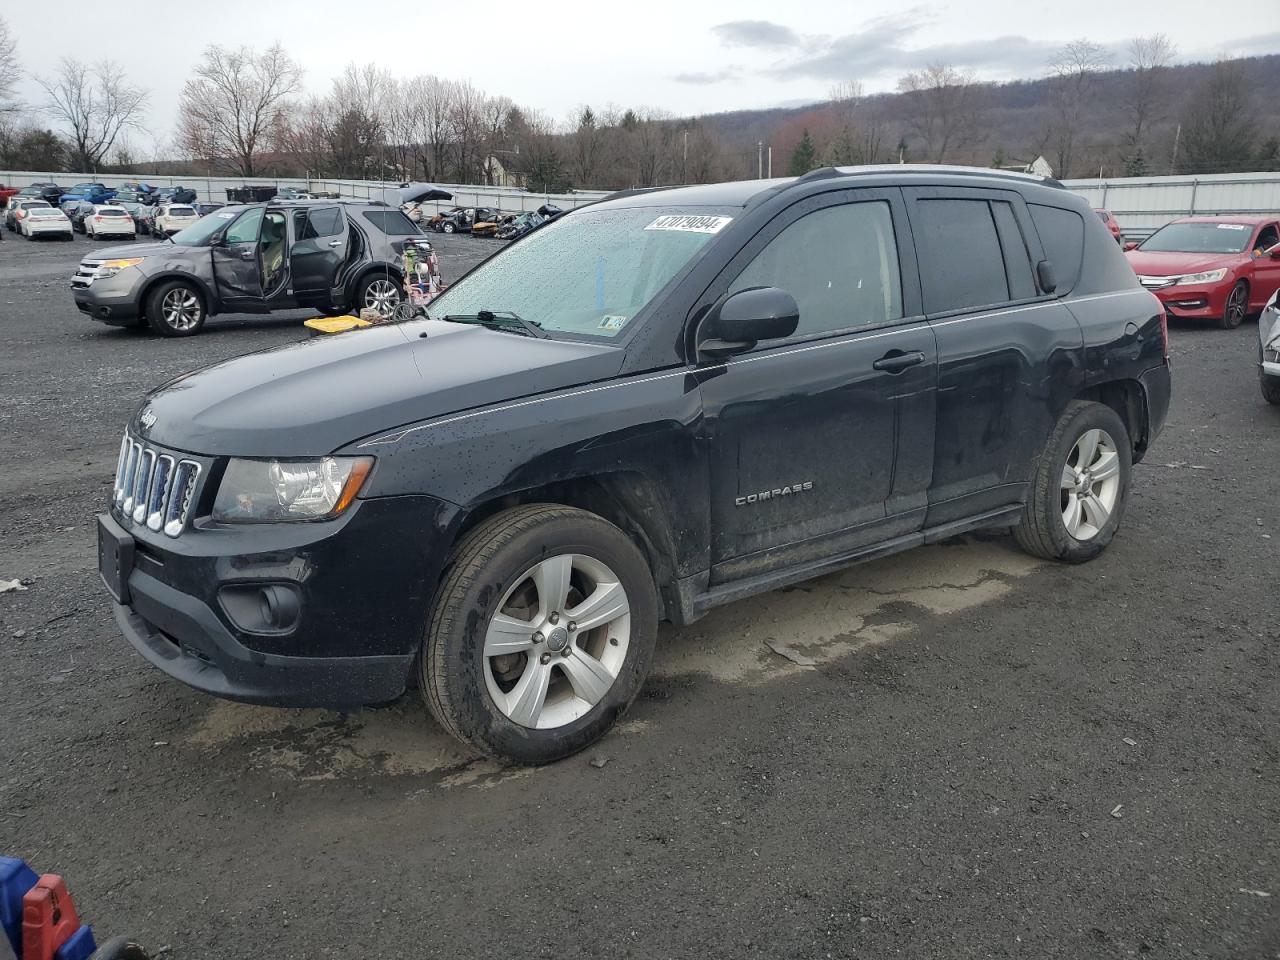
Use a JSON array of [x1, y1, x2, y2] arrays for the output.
[[72, 200, 418, 336], [98, 166, 1171, 763]]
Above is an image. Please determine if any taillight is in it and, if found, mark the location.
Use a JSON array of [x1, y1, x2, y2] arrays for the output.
[[1159, 311, 1169, 360]]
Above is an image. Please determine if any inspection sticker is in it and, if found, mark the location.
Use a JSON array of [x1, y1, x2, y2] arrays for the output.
[[644, 215, 733, 234], [1217, 223, 1248, 230], [598, 314, 629, 331]]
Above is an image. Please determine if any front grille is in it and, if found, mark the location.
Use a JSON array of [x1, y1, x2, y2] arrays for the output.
[[1136, 275, 1176, 290], [112, 433, 201, 538], [72, 259, 103, 288]]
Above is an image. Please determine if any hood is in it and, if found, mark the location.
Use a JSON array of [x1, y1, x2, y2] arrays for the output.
[[91, 240, 178, 261], [1125, 249, 1240, 277], [135, 320, 625, 457]]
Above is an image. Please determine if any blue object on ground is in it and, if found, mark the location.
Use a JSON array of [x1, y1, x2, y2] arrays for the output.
[[55, 925, 98, 960], [0, 857, 39, 954]]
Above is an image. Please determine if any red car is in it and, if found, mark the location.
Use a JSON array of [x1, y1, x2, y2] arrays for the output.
[[1095, 208, 1123, 245], [1125, 216, 1280, 328], [0, 185, 19, 205]]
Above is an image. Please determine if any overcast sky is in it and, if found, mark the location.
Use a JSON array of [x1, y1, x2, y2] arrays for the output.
[[6, 0, 1278, 148]]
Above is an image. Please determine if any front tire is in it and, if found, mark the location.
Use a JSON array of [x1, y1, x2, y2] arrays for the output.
[[1262, 370, 1280, 406], [421, 504, 659, 764], [1014, 400, 1132, 563], [146, 280, 206, 337], [1220, 280, 1248, 329]]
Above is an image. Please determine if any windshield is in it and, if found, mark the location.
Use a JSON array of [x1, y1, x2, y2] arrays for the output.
[[171, 206, 245, 246], [1140, 222, 1254, 254], [427, 206, 733, 338]]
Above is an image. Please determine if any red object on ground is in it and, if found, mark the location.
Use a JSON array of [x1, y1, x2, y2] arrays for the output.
[[22, 875, 81, 960]]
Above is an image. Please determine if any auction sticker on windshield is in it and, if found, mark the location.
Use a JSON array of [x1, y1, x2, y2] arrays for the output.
[[1218, 224, 1248, 230], [644, 215, 733, 234]]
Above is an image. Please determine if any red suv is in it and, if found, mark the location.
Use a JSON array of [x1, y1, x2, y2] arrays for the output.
[[1125, 216, 1280, 328]]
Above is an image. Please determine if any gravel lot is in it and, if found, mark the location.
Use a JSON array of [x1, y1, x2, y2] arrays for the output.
[[1, 228, 1277, 959]]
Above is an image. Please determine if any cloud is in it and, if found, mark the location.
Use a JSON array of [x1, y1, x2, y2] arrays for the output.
[[711, 20, 801, 49], [673, 66, 743, 85], [761, 15, 1060, 82]]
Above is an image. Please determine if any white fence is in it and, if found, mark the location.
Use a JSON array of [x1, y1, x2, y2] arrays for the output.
[[1062, 171, 1280, 239], [0, 170, 609, 214], [5, 167, 1277, 237]]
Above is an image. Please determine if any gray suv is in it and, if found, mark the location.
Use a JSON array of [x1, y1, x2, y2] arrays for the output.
[[71, 200, 417, 336]]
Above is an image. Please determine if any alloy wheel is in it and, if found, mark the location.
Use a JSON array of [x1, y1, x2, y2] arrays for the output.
[[161, 288, 202, 331], [363, 279, 399, 317], [1060, 428, 1121, 541], [482, 553, 632, 730], [1226, 284, 1247, 327]]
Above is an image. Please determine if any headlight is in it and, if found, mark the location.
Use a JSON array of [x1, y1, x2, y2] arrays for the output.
[[213, 456, 373, 523], [1174, 268, 1227, 285], [94, 258, 144, 278]]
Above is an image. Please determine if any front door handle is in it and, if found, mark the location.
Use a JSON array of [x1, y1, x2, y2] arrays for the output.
[[328, 240, 342, 247], [238, 249, 255, 261], [872, 350, 926, 373]]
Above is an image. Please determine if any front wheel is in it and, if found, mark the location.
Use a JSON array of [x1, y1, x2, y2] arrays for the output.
[[146, 280, 206, 337], [442, 222, 455, 234], [1014, 400, 1132, 563], [1262, 369, 1280, 405], [1220, 280, 1248, 329], [420, 504, 659, 764]]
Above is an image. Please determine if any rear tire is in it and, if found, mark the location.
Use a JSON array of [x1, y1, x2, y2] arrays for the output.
[[146, 280, 206, 337], [1014, 400, 1132, 563], [420, 504, 659, 764], [355, 274, 402, 318]]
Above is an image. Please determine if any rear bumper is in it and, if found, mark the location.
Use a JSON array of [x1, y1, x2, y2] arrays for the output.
[[1138, 361, 1172, 457]]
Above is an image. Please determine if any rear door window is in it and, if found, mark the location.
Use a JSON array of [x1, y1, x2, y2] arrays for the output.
[[302, 206, 344, 239], [913, 198, 1010, 313], [1028, 204, 1084, 294]]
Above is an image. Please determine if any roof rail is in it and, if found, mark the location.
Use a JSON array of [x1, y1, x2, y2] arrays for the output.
[[799, 163, 1064, 189], [600, 185, 678, 202]]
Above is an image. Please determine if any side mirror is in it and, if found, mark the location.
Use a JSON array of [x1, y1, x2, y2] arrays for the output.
[[1124, 241, 1139, 251], [1036, 260, 1058, 295], [698, 286, 799, 360], [1269, 244, 1280, 260]]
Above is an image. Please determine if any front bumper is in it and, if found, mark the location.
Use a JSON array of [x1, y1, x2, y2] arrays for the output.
[[72, 271, 144, 323], [1260, 303, 1280, 377], [1146, 282, 1229, 321], [101, 492, 461, 707]]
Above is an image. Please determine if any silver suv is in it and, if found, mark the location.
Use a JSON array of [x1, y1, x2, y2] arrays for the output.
[[71, 200, 420, 336]]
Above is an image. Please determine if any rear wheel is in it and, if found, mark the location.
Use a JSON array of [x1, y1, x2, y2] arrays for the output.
[[356, 275, 402, 318], [1220, 280, 1248, 329], [1014, 400, 1132, 563], [421, 504, 658, 764], [146, 280, 206, 337]]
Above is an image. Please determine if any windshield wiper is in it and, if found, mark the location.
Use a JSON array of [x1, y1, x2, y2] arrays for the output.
[[440, 310, 546, 338]]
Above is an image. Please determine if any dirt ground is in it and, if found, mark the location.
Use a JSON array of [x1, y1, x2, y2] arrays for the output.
[[1, 227, 1277, 959]]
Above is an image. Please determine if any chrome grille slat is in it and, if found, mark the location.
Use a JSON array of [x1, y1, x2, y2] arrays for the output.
[[111, 431, 200, 538]]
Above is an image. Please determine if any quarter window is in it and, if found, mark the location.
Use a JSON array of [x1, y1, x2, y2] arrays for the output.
[[729, 201, 903, 337], [1028, 204, 1085, 293], [913, 198, 1010, 313]]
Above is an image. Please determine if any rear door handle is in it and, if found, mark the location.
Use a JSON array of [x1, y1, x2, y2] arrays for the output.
[[873, 350, 926, 373]]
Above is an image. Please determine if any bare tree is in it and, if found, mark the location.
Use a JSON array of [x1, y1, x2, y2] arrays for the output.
[[1046, 39, 1110, 179], [895, 64, 983, 163], [631, 108, 673, 186], [1180, 59, 1256, 174], [481, 95, 513, 185], [178, 44, 302, 177], [1122, 34, 1177, 175], [0, 15, 19, 113], [38, 59, 148, 172], [569, 105, 604, 186], [828, 79, 886, 165]]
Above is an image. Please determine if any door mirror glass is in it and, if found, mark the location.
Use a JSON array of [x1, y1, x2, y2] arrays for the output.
[[699, 286, 799, 359], [1268, 243, 1280, 260], [1124, 240, 1139, 251]]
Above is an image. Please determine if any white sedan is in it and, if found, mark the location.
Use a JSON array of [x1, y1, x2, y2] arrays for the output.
[[1260, 290, 1280, 406], [20, 206, 74, 240], [85, 205, 137, 240], [153, 203, 200, 236]]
